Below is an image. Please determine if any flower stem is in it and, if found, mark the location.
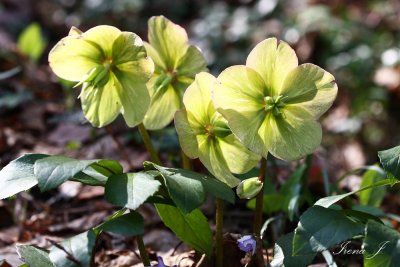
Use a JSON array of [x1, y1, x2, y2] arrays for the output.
[[182, 150, 191, 170], [137, 234, 151, 266], [137, 123, 161, 165], [252, 157, 267, 267], [253, 157, 267, 235], [215, 197, 224, 267]]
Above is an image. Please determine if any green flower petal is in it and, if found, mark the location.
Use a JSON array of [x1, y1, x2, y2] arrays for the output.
[[143, 41, 166, 72], [183, 72, 215, 126], [83, 25, 121, 58], [143, 83, 181, 130], [197, 135, 241, 187], [174, 110, 199, 159], [213, 66, 267, 157], [112, 32, 147, 65], [175, 72, 260, 186], [280, 63, 338, 119], [218, 134, 261, 174], [148, 16, 188, 70], [262, 105, 322, 161], [80, 73, 122, 127], [49, 33, 102, 81], [114, 60, 153, 127], [246, 38, 298, 95], [176, 46, 208, 78]]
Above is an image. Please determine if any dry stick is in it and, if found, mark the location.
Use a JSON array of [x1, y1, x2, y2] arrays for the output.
[[105, 125, 134, 171], [46, 238, 85, 267], [215, 198, 224, 267], [137, 235, 151, 266], [253, 157, 267, 267], [137, 123, 162, 165], [90, 233, 102, 267]]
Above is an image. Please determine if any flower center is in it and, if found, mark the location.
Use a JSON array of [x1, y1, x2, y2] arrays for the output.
[[264, 95, 286, 116], [204, 121, 231, 139], [102, 58, 114, 72]]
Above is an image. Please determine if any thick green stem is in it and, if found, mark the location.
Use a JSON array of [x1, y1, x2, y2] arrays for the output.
[[137, 235, 151, 266], [215, 198, 224, 267], [182, 150, 191, 170], [137, 123, 161, 165], [252, 157, 267, 267], [253, 157, 267, 235]]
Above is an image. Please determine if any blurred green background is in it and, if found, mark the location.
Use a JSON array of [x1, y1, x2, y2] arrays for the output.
[[1, 0, 400, 180]]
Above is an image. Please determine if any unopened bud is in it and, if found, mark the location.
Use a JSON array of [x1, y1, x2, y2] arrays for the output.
[[236, 177, 263, 199]]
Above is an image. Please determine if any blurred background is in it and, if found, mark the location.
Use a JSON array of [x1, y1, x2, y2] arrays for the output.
[[1, 0, 400, 175], [1, 0, 400, 265]]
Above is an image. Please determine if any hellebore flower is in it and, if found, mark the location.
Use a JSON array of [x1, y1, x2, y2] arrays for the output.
[[174, 72, 260, 187], [238, 235, 256, 255], [49, 25, 154, 128], [213, 38, 337, 161], [146, 256, 177, 267], [143, 16, 208, 130]]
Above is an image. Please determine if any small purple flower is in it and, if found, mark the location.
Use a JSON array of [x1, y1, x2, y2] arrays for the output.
[[146, 256, 177, 267], [237, 235, 256, 255]]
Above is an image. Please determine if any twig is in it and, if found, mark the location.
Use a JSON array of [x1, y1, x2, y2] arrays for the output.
[[90, 233, 102, 267], [170, 240, 183, 256], [46, 238, 85, 267], [105, 125, 134, 171]]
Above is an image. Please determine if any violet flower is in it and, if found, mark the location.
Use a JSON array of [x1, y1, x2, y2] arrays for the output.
[[146, 256, 177, 267], [237, 235, 256, 255]]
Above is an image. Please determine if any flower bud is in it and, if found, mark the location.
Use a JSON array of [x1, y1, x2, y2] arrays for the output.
[[236, 177, 263, 199]]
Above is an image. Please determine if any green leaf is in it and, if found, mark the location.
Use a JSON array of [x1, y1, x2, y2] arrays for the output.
[[96, 211, 144, 236], [0, 154, 49, 199], [378, 145, 400, 184], [359, 165, 386, 207], [145, 162, 234, 213], [270, 232, 316, 267], [293, 206, 365, 255], [34, 155, 99, 191], [49, 230, 97, 267], [363, 220, 400, 267], [155, 204, 213, 256], [176, 46, 208, 78], [17, 245, 56, 267], [105, 172, 161, 210], [315, 179, 391, 208], [72, 160, 123, 186], [18, 23, 46, 62]]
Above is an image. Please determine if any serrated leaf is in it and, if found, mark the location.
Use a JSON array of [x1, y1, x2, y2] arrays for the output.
[[17, 245, 56, 267], [34, 155, 100, 191], [49, 230, 97, 267], [0, 154, 49, 199], [363, 220, 400, 267], [378, 146, 400, 184], [72, 160, 123, 186], [145, 162, 234, 214], [155, 204, 213, 256], [293, 206, 365, 255], [270, 232, 316, 267], [105, 172, 161, 210], [359, 166, 386, 207], [96, 211, 144, 236]]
